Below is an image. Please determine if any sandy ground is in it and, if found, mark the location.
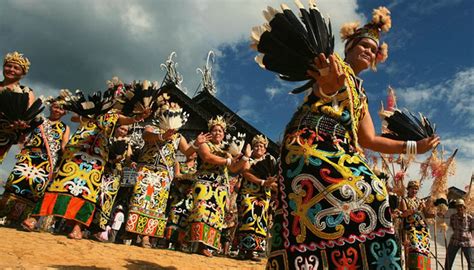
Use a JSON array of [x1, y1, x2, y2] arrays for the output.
[[0, 227, 266, 270]]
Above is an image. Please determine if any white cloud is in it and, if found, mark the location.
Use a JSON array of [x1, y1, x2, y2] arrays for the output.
[[396, 67, 474, 127], [265, 87, 281, 99], [387, 0, 464, 15], [1, 0, 363, 97], [236, 94, 261, 123], [442, 134, 474, 160]]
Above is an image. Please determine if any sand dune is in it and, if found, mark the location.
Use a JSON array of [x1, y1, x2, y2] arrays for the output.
[[0, 227, 265, 270]]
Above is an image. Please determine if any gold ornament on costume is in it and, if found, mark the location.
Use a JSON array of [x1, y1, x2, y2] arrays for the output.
[[208, 115, 227, 131], [252, 134, 268, 147], [3, 51, 31, 74]]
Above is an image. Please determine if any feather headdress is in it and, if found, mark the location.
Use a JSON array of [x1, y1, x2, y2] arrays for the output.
[[208, 115, 227, 131], [3, 51, 31, 74], [251, 0, 335, 94], [41, 91, 70, 107], [341, 6, 391, 68], [252, 134, 269, 147]]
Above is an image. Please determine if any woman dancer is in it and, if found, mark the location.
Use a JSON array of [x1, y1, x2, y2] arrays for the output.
[[1, 97, 69, 224], [236, 135, 277, 261], [187, 116, 251, 257], [0, 51, 35, 163], [125, 99, 209, 248], [257, 6, 440, 269], [24, 108, 148, 239]]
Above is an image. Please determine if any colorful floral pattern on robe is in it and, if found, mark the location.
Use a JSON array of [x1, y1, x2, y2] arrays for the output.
[[187, 142, 229, 250], [32, 113, 119, 226], [0, 119, 66, 221], [403, 197, 431, 270], [165, 161, 197, 243], [266, 67, 401, 270], [236, 154, 275, 253], [126, 132, 180, 237]]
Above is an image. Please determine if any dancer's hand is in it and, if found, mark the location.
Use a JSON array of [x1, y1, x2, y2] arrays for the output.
[[308, 54, 346, 97], [11, 120, 30, 130], [417, 136, 440, 154], [195, 132, 212, 146], [243, 144, 252, 158]]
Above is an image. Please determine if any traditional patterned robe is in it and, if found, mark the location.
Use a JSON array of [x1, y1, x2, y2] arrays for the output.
[[403, 197, 431, 270], [236, 154, 275, 253], [126, 132, 180, 237], [267, 57, 402, 270], [0, 119, 67, 221], [95, 138, 129, 230], [187, 142, 229, 250], [165, 161, 197, 244], [32, 113, 119, 226]]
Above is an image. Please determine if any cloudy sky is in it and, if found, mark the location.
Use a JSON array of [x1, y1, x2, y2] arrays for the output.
[[0, 0, 472, 195]]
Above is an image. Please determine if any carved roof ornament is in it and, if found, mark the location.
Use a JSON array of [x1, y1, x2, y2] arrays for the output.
[[196, 51, 216, 96], [160, 52, 186, 93]]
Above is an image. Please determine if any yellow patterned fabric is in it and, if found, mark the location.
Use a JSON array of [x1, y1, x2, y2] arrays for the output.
[[33, 113, 119, 226], [403, 197, 431, 269], [126, 133, 181, 237], [0, 120, 67, 221], [48, 113, 119, 202], [187, 141, 229, 250], [236, 155, 274, 252]]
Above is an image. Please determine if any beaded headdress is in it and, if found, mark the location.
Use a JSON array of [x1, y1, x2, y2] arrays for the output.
[[455, 199, 465, 206], [340, 6, 391, 68], [407, 180, 420, 189], [3, 51, 31, 74], [252, 134, 268, 147], [208, 115, 227, 131], [42, 90, 70, 108]]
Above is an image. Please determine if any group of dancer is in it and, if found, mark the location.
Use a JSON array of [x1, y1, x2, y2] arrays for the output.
[[2, 2, 472, 269], [0, 51, 278, 261]]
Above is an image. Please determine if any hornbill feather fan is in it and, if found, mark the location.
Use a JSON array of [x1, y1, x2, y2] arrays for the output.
[[250, 155, 277, 180], [0, 91, 44, 122], [0, 91, 45, 143], [62, 88, 116, 119], [118, 80, 161, 117], [251, 0, 334, 94], [381, 109, 435, 141]]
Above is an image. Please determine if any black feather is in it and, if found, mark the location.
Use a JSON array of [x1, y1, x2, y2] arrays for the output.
[[63, 89, 116, 118], [119, 81, 161, 117], [381, 109, 436, 141], [252, 2, 334, 94], [250, 155, 277, 179]]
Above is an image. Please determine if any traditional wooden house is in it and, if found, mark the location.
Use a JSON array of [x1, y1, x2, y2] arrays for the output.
[[159, 51, 279, 157]]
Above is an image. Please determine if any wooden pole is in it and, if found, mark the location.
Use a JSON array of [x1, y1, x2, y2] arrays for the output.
[[434, 218, 439, 270], [443, 226, 449, 270]]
